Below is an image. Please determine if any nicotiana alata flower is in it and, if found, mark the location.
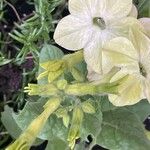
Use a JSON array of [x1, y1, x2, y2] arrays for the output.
[[128, 4, 138, 18], [54, 0, 142, 74], [127, 5, 150, 38], [101, 29, 150, 106], [139, 18, 150, 38]]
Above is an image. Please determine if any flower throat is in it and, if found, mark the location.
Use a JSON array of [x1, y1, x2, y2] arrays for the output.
[[139, 62, 147, 77], [93, 17, 106, 30]]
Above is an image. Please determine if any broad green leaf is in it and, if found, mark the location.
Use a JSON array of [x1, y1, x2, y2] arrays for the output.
[[38, 44, 64, 84], [126, 99, 150, 121], [96, 108, 150, 150], [81, 101, 102, 142], [12, 99, 68, 141], [74, 141, 90, 150], [1, 106, 22, 139], [46, 138, 69, 150], [97, 96, 116, 112], [1, 106, 43, 146]]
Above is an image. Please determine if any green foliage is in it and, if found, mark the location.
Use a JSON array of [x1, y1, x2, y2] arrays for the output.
[[12, 99, 69, 141], [1, 106, 22, 139], [134, 0, 150, 17], [46, 138, 69, 150], [1, 106, 43, 146], [96, 108, 150, 150], [9, 0, 64, 63]]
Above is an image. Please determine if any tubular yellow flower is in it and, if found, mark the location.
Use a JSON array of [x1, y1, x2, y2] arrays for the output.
[[6, 98, 61, 150], [24, 83, 58, 96], [64, 75, 128, 96]]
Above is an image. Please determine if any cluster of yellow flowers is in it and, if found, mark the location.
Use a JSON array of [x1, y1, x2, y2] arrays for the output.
[[54, 0, 150, 106]]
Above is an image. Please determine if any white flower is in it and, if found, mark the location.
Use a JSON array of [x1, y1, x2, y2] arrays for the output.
[[128, 4, 138, 18], [139, 18, 150, 38], [101, 29, 150, 106], [54, 0, 142, 73], [127, 5, 150, 38]]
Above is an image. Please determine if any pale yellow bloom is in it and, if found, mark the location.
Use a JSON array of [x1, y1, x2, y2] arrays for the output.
[[127, 5, 150, 38], [54, 0, 142, 73], [101, 29, 150, 106], [139, 18, 150, 38]]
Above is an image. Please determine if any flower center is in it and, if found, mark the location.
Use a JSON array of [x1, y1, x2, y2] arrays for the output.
[[93, 17, 106, 30], [139, 62, 147, 77]]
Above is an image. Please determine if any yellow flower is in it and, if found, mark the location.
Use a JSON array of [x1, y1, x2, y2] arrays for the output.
[[37, 50, 83, 83], [54, 0, 143, 74], [101, 29, 150, 106], [24, 83, 58, 96], [6, 98, 61, 150], [37, 60, 65, 83]]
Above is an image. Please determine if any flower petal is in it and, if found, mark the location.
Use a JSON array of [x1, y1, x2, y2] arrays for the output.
[[128, 5, 138, 18], [129, 28, 150, 58], [139, 18, 150, 38], [110, 17, 144, 38], [87, 65, 101, 81], [84, 32, 103, 73], [103, 0, 132, 21], [109, 72, 143, 106], [69, 0, 106, 17], [54, 15, 92, 50], [102, 37, 138, 69]]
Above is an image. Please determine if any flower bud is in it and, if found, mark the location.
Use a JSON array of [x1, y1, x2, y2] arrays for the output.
[[81, 100, 95, 114]]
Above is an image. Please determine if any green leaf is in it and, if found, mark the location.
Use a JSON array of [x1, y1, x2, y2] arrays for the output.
[[1, 106, 43, 146], [46, 138, 69, 150], [1, 106, 22, 139], [134, 0, 150, 17], [98, 96, 116, 112], [39, 44, 64, 63], [74, 141, 89, 150], [96, 108, 150, 150], [12, 99, 68, 141], [81, 101, 102, 143], [38, 44, 64, 84], [0, 58, 12, 66], [126, 99, 150, 122]]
